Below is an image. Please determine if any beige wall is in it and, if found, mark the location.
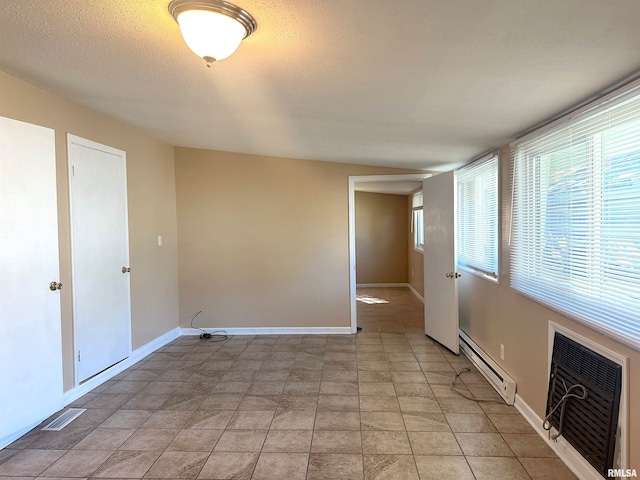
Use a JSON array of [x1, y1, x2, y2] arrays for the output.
[[458, 145, 640, 466], [175, 147, 420, 329], [0, 72, 179, 391], [355, 192, 408, 284], [408, 196, 425, 298]]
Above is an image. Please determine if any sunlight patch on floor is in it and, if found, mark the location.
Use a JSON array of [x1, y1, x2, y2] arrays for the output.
[[356, 294, 389, 304]]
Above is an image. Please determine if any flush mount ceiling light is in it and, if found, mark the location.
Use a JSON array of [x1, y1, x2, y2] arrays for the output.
[[168, 0, 257, 67]]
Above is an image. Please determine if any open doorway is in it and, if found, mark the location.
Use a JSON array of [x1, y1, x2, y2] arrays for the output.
[[348, 174, 431, 333]]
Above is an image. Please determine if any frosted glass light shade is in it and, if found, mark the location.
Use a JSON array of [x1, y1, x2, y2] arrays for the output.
[[176, 10, 245, 62], [168, 0, 257, 66]]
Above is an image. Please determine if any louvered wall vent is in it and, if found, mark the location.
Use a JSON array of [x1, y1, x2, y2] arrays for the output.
[[546, 332, 621, 478], [41, 408, 86, 431]]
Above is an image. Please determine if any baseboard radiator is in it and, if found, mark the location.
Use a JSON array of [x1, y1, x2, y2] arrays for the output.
[[458, 330, 516, 405], [546, 332, 622, 478]]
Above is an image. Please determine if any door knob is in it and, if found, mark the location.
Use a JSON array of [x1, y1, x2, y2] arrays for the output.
[[445, 272, 462, 279], [49, 281, 63, 291], [122, 267, 130, 273]]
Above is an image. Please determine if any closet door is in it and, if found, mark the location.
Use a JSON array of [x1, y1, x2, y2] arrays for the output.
[[0, 116, 63, 443], [68, 135, 131, 383]]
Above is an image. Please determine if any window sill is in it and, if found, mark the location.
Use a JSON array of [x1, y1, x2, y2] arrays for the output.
[[459, 265, 499, 284], [414, 246, 424, 254]]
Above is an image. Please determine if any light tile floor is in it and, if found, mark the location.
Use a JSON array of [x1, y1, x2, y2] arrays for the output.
[[0, 288, 577, 479]]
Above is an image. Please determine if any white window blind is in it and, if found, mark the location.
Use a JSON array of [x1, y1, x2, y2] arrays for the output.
[[412, 191, 423, 209], [511, 86, 640, 350], [457, 155, 499, 279], [412, 191, 424, 250]]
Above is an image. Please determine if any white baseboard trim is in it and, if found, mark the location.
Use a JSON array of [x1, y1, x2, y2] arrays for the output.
[[181, 326, 352, 336], [62, 327, 181, 406], [0, 418, 52, 451], [514, 393, 604, 480], [407, 284, 424, 303]]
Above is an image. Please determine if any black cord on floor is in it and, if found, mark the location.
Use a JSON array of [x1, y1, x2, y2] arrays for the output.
[[207, 331, 229, 342], [451, 367, 506, 404], [190, 311, 229, 342]]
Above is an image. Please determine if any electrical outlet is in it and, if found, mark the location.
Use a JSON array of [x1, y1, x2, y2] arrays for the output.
[[500, 343, 505, 360]]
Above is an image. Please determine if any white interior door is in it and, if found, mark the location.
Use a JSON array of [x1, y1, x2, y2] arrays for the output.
[[423, 171, 459, 353], [68, 135, 131, 383], [0, 117, 63, 443]]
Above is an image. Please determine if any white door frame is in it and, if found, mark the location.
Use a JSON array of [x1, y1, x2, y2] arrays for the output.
[[348, 174, 432, 333], [67, 134, 132, 386]]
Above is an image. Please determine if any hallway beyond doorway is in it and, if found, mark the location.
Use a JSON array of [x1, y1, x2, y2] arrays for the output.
[[356, 287, 423, 334]]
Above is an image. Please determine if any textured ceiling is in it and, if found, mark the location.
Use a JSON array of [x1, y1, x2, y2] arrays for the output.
[[1, 1, 640, 171]]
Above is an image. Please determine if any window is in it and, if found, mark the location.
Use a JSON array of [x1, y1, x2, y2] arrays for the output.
[[457, 154, 499, 281], [412, 191, 424, 251], [511, 86, 640, 350]]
